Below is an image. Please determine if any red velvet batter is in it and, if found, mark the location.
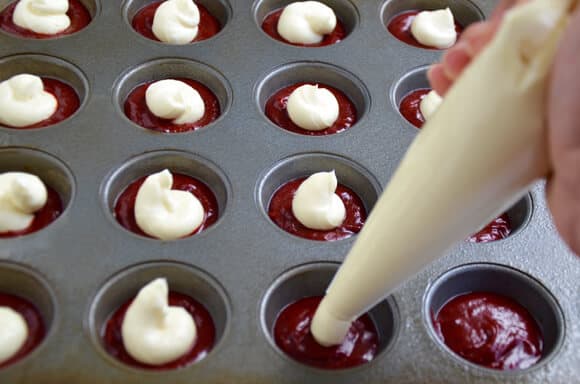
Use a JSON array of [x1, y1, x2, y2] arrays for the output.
[[0, 0, 91, 39], [124, 78, 220, 133], [268, 177, 366, 241], [274, 296, 379, 369], [0, 77, 80, 130], [0, 293, 45, 369], [132, 1, 220, 43], [265, 83, 357, 136], [261, 8, 346, 47], [434, 292, 543, 370], [387, 10, 463, 49], [0, 183, 63, 238], [114, 172, 218, 238], [468, 214, 512, 243], [103, 291, 215, 370], [399, 88, 430, 128]]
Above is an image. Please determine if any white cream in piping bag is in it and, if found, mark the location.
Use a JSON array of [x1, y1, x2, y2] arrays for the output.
[[0, 172, 48, 233], [419, 90, 443, 121], [287, 84, 339, 131], [152, 0, 200, 44], [13, 0, 71, 35], [277, 1, 336, 45], [0, 74, 57, 128], [311, 0, 573, 346], [0, 307, 28, 364], [145, 79, 205, 125], [292, 171, 346, 230], [411, 8, 457, 49], [135, 170, 204, 241], [121, 278, 196, 365]]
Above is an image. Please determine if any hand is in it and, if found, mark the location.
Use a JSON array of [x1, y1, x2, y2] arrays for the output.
[[427, 0, 580, 255], [427, 0, 527, 96], [546, 4, 580, 255]]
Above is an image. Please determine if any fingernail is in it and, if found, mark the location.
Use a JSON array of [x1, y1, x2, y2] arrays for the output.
[[443, 42, 472, 79]]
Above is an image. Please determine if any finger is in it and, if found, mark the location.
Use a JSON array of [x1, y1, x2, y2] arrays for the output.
[[427, 64, 453, 95], [546, 174, 580, 256], [441, 41, 472, 80], [546, 5, 580, 256], [428, 0, 530, 95], [460, 20, 500, 56], [429, 20, 501, 93], [490, 0, 518, 20], [548, 5, 580, 154]]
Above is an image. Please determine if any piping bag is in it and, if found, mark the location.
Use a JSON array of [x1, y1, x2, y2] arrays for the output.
[[311, 0, 577, 347]]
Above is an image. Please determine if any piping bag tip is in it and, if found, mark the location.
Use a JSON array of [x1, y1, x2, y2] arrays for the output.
[[310, 298, 352, 347]]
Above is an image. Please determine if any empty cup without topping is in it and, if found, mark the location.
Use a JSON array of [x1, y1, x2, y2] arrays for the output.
[[423, 263, 565, 374]]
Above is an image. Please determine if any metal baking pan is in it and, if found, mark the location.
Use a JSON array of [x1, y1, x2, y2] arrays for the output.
[[0, 0, 578, 382]]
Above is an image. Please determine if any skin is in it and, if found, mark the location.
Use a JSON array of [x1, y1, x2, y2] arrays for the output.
[[428, 0, 580, 255]]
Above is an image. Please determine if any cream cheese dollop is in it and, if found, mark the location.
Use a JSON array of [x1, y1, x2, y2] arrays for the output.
[[419, 90, 443, 121], [292, 171, 346, 230], [121, 278, 197, 365], [0, 172, 48, 233], [0, 307, 28, 364], [145, 79, 205, 125], [411, 8, 457, 49], [134, 170, 204, 240], [152, 0, 200, 44], [0, 74, 57, 128], [13, 0, 71, 35], [286, 84, 339, 131], [277, 1, 337, 45]]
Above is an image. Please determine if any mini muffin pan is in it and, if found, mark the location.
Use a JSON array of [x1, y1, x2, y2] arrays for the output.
[[0, 0, 578, 383]]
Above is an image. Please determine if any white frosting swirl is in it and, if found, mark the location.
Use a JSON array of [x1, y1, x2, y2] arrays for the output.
[[286, 84, 339, 131], [277, 1, 337, 45], [0, 74, 57, 128], [0, 172, 48, 233], [0, 307, 28, 364], [134, 170, 204, 240], [13, 0, 71, 35], [419, 90, 443, 121], [292, 171, 346, 230], [121, 278, 197, 365], [411, 8, 457, 49], [145, 79, 205, 125], [152, 0, 200, 44]]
